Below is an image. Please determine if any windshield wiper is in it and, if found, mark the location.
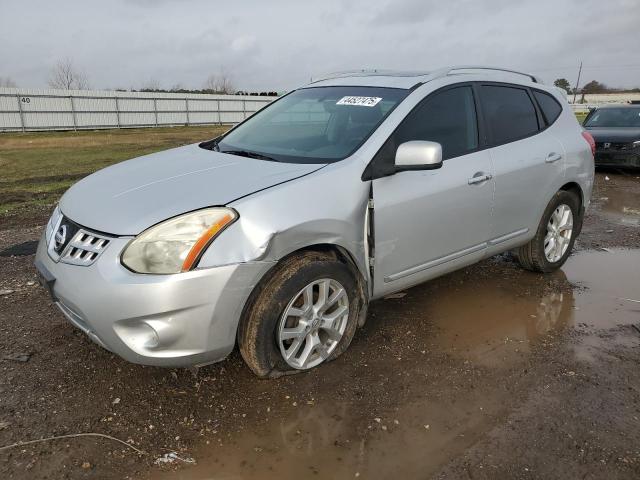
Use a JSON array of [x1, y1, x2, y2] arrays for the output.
[[220, 149, 279, 162], [199, 137, 221, 151]]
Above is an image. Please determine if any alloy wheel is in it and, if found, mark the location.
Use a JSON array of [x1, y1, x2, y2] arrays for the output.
[[544, 204, 573, 263], [277, 278, 349, 370]]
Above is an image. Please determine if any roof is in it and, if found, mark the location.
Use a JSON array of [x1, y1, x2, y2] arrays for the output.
[[306, 66, 543, 90]]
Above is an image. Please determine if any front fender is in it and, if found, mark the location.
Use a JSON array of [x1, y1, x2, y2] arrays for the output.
[[197, 161, 371, 283]]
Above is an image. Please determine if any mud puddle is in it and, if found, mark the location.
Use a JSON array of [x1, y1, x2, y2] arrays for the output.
[[148, 249, 639, 480], [598, 186, 640, 227], [426, 248, 640, 367], [562, 248, 640, 362], [400, 263, 574, 368]]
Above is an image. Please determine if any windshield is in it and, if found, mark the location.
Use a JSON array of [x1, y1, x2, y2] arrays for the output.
[[215, 86, 409, 163], [584, 107, 640, 128]]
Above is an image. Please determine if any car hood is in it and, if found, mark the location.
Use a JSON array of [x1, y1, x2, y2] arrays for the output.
[[60, 144, 325, 235], [585, 127, 640, 143]]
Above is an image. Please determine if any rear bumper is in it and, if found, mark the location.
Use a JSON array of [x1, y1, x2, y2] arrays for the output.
[[34, 231, 274, 367], [594, 151, 640, 168]]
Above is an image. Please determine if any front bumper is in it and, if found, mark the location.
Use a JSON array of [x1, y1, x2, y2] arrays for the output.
[[594, 150, 640, 168], [34, 231, 273, 367]]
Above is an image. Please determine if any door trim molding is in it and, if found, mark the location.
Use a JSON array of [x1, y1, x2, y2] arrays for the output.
[[488, 228, 529, 246], [384, 242, 486, 283], [383, 228, 529, 283]]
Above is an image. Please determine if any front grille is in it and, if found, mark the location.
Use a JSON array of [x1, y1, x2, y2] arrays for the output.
[[47, 215, 112, 266], [60, 229, 111, 266]]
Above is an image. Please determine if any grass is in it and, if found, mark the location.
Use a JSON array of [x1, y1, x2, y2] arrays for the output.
[[0, 126, 229, 217], [574, 111, 588, 125]]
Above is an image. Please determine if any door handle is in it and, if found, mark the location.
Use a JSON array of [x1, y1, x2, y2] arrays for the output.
[[545, 152, 562, 163], [468, 172, 493, 185]]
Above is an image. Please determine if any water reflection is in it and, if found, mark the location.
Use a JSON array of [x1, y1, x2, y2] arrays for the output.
[[278, 403, 348, 456], [392, 267, 575, 366], [599, 188, 640, 227]]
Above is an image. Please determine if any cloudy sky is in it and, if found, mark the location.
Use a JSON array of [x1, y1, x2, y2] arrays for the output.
[[1, 0, 639, 91]]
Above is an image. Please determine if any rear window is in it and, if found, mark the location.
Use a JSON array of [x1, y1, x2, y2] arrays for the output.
[[480, 85, 539, 145], [533, 90, 562, 125]]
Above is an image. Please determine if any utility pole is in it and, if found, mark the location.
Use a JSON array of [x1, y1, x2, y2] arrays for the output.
[[572, 61, 583, 104]]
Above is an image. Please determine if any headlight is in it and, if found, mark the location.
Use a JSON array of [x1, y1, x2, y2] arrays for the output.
[[45, 205, 62, 245], [121, 208, 237, 274]]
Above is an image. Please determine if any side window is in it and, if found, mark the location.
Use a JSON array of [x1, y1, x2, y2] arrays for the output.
[[533, 90, 562, 126], [392, 86, 479, 160], [480, 85, 539, 145]]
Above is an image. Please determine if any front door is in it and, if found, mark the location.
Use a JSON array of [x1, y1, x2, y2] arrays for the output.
[[370, 85, 495, 298]]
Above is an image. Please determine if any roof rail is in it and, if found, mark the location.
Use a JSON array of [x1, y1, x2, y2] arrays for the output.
[[309, 69, 387, 84], [307, 65, 542, 87], [309, 69, 431, 84], [429, 65, 542, 84]]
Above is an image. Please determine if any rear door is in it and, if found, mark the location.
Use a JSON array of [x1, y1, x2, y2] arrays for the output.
[[478, 83, 565, 248], [371, 84, 494, 297]]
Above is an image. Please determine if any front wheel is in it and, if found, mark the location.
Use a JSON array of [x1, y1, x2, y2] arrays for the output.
[[237, 251, 360, 378], [516, 190, 581, 272]]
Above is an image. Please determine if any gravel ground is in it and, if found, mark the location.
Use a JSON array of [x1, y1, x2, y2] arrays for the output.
[[0, 171, 638, 480]]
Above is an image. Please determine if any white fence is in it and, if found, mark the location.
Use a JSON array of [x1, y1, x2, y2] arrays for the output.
[[2, 87, 636, 132], [0, 87, 275, 132], [568, 92, 640, 114]]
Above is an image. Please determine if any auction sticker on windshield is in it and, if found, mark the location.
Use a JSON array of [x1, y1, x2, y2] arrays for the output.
[[336, 96, 382, 107]]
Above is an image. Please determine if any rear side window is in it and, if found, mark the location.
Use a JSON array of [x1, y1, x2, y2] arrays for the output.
[[533, 90, 562, 125], [480, 85, 539, 145], [390, 86, 479, 160]]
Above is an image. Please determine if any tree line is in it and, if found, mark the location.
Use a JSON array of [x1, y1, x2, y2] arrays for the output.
[[553, 77, 640, 95], [5, 60, 638, 98], [0, 58, 279, 96]]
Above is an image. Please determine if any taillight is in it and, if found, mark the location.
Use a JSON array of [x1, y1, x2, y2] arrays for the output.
[[581, 131, 596, 156]]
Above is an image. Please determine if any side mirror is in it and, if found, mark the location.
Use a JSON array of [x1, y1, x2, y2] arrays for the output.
[[395, 141, 443, 171]]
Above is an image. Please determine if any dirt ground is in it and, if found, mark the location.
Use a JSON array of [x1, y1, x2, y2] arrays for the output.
[[0, 171, 639, 480]]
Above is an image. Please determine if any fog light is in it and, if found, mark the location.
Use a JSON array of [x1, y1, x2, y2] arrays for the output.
[[140, 323, 160, 348], [115, 321, 160, 352]]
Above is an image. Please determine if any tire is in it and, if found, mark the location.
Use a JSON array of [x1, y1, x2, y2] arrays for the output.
[[237, 251, 360, 378], [516, 190, 581, 273]]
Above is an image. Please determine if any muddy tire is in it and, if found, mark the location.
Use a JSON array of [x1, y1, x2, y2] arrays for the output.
[[237, 251, 360, 378], [516, 190, 581, 273]]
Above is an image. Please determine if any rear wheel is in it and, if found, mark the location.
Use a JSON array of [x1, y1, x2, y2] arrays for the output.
[[237, 251, 360, 378], [516, 190, 580, 272]]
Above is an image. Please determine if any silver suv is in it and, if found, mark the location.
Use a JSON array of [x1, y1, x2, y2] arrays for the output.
[[35, 66, 595, 377]]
